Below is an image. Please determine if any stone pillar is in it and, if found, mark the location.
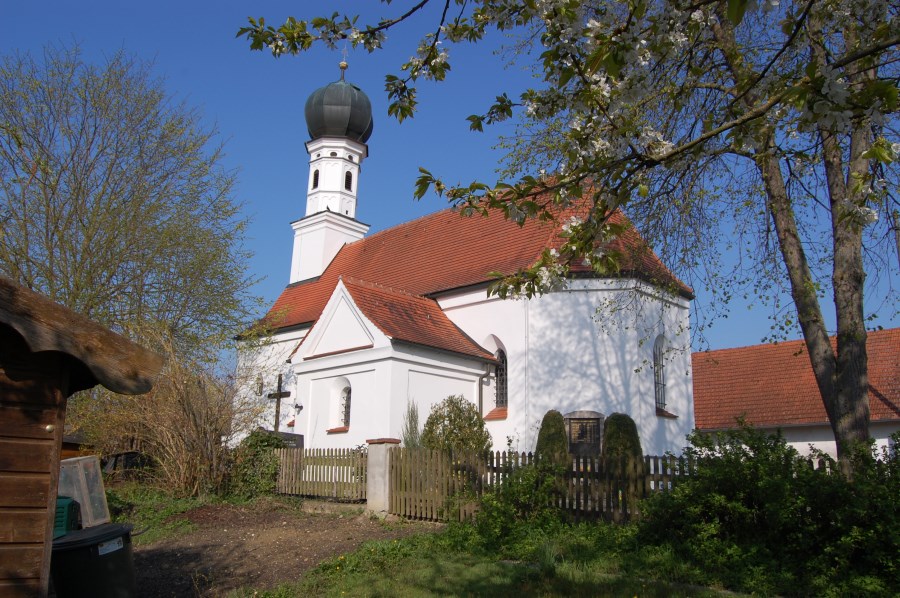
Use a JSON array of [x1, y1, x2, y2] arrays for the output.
[[366, 438, 400, 517]]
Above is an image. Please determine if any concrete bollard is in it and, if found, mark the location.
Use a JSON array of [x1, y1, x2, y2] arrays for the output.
[[365, 438, 400, 517]]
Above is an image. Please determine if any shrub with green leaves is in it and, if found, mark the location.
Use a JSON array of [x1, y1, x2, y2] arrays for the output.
[[421, 395, 491, 453], [473, 459, 567, 551], [229, 429, 285, 499], [535, 409, 569, 467], [600, 413, 644, 519], [638, 427, 900, 596]]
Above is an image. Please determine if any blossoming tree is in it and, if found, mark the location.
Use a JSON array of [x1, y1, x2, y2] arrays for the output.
[[238, 0, 899, 472]]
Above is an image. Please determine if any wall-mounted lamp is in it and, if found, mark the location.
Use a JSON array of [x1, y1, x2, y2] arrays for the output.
[[294, 403, 303, 412]]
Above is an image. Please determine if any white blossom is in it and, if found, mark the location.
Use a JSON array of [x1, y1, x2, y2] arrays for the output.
[[562, 216, 583, 235]]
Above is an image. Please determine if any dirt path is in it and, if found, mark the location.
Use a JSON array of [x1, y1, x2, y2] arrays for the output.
[[133, 499, 437, 597]]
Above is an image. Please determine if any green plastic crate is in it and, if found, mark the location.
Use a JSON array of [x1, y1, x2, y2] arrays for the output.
[[54, 496, 81, 539]]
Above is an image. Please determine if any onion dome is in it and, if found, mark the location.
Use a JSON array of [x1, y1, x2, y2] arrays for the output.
[[304, 62, 374, 143]]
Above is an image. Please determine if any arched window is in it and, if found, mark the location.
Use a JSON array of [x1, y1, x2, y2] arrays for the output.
[[653, 335, 666, 410], [312, 169, 319, 189], [327, 377, 352, 433], [344, 171, 353, 191], [495, 350, 508, 408], [340, 386, 351, 427]]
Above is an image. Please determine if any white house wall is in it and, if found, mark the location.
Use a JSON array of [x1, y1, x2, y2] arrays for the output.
[[307, 295, 374, 356], [243, 278, 694, 455], [774, 421, 899, 458], [235, 327, 309, 436], [290, 343, 486, 448], [438, 279, 694, 455], [389, 344, 487, 441], [438, 289, 529, 449]]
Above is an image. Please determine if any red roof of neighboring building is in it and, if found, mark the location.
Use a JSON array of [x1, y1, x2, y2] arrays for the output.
[[266, 202, 692, 332], [341, 278, 495, 361], [693, 328, 900, 430]]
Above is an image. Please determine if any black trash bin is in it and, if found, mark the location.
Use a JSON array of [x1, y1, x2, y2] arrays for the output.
[[51, 522, 136, 598]]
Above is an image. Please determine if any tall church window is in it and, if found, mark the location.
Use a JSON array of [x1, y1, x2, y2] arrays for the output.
[[653, 335, 666, 410], [344, 171, 353, 191], [340, 386, 351, 427], [495, 349, 508, 408], [312, 169, 319, 189]]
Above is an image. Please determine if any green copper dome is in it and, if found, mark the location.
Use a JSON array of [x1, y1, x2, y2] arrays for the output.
[[304, 78, 373, 143]]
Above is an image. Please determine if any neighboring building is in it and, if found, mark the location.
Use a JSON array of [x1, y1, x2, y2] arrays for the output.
[[693, 327, 900, 457], [238, 65, 695, 455]]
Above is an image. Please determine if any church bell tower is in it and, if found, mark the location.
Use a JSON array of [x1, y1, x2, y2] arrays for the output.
[[290, 62, 373, 283]]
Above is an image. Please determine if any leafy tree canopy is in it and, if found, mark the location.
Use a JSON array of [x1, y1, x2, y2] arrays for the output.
[[0, 45, 257, 361], [239, 1, 899, 467]]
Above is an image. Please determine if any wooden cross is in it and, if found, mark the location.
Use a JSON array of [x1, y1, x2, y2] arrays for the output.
[[267, 373, 291, 432]]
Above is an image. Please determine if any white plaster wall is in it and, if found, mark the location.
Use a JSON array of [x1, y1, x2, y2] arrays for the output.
[[307, 296, 374, 356], [438, 290, 529, 450], [290, 214, 368, 283], [292, 346, 392, 448], [244, 277, 694, 455], [389, 346, 487, 443], [291, 343, 487, 448], [304, 366, 382, 448], [778, 422, 900, 458], [235, 327, 308, 438], [438, 279, 694, 455], [305, 137, 365, 218]]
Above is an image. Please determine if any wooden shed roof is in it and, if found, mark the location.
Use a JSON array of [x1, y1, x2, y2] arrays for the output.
[[0, 276, 163, 395]]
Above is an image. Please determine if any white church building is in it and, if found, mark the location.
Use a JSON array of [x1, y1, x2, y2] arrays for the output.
[[239, 66, 695, 456]]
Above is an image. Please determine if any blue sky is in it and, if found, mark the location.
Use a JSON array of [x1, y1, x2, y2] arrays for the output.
[[2, 0, 895, 351]]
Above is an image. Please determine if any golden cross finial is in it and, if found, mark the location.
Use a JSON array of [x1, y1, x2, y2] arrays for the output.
[[339, 45, 349, 80]]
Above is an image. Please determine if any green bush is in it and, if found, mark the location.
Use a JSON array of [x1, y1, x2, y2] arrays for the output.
[[600, 413, 643, 463], [638, 427, 900, 596], [421, 395, 491, 453], [535, 409, 569, 467], [229, 429, 285, 499], [600, 413, 644, 520]]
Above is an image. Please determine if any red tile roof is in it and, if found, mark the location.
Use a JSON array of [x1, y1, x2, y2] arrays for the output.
[[341, 278, 495, 361], [693, 328, 900, 430], [266, 199, 691, 332]]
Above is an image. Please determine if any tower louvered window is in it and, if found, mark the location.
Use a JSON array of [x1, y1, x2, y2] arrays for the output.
[[344, 171, 353, 191], [312, 169, 319, 189]]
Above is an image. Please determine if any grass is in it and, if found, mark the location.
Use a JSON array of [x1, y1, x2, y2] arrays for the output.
[[229, 524, 734, 598], [105, 480, 209, 545], [106, 480, 308, 546]]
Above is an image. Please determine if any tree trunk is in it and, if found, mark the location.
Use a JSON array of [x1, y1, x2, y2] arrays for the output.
[[807, 11, 872, 474], [754, 147, 869, 474], [712, 9, 871, 472]]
